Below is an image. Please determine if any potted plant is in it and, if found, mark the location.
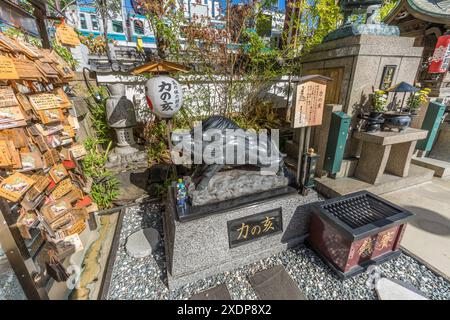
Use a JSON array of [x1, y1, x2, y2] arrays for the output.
[[361, 90, 387, 132], [405, 88, 431, 116], [372, 90, 387, 116]]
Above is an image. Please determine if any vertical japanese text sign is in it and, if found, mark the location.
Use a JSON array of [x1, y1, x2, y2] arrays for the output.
[[291, 79, 327, 128]]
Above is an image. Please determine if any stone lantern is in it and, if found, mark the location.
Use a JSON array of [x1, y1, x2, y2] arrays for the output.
[[105, 83, 139, 155]]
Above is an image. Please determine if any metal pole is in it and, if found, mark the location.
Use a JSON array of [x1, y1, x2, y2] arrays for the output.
[[0, 200, 48, 300], [296, 127, 305, 186]]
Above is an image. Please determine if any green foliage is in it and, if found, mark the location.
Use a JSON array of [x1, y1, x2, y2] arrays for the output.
[[406, 88, 431, 114], [300, 0, 343, 53], [51, 40, 78, 69], [91, 178, 120, 210], [82, 138, 119, 209], [144, 120, 171, 165], [380, 0, 399, 20], [85, 86, 113, 146], [153, 168, 177, 197], [373, 90, 388, 112]]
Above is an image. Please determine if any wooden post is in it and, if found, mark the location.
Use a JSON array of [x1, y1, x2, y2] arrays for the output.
[[31, 1, 51, 49]]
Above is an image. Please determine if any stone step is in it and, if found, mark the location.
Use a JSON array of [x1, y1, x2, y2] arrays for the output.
[[412, 157, 450, 178], [314, 164, 434, 198]]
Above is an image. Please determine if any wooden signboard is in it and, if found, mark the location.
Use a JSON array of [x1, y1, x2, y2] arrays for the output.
[[55, 23, 81, 47], [291, 80, 327, 128], [0, 55, 19, 80], [28, 93, 61, 111]]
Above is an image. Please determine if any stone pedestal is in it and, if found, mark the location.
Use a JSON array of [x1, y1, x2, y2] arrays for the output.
[[301, 34, 424, 158], [163, 189, 320, 289], [429, 123, 450, 162], [353, 128, 428, 184]]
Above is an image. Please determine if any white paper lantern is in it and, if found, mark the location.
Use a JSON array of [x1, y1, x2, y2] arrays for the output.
[[145, 76, 183, 119]]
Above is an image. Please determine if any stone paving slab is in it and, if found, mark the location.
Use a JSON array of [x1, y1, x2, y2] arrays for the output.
[[382, 177, 450, 281], [189, 284, 231, 300], [249, 265, 306, 300]]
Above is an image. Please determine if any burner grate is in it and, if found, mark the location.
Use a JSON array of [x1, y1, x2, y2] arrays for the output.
[[322, 193, 402, 229]]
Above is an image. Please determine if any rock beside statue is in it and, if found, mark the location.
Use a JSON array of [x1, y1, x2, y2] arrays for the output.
[[191, 169, 289, 206]]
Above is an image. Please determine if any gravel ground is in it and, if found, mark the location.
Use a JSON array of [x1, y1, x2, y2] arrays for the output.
[[106, 202, 450, 300]]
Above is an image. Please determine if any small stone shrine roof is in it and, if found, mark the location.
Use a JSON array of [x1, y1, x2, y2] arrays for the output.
[[385, 0, 450, 25], [292, 75, 332, 84]]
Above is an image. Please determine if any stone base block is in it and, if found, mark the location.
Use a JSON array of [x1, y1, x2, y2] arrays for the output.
[[163, 189, 320, 290], [411, 157, 450, 178], [332, 158, 358, 179], [314, 164, 434, 198]]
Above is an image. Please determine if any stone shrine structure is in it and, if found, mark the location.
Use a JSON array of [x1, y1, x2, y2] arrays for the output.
[[384, 0, 450, 177], [286, 0, 436, 197]]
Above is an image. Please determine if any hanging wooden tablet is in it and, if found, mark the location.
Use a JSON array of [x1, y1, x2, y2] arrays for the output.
[[55, 22, 81, 47], [41, 197, 72, 223], [14, 39, 41, 60], [30, 174, 51, 193], [43, 149, 61, 167], [13, 58, 43, 81], [0, 172, 35, 202], [0, 105, 25, 122], [0, 34, 22, 52], [37, 108, 64, 124], [34, 60, 59, 80], [7, 141, 22, 169], [28, 93, 61, 111], [0, 55, 19, 80], [64, 219, 86, 237], [0, 140, 13, 167], [54, 87, 72, 109], [69, 144, 87, 160], [0, 87, 19, 107], [19, 152, 44, 171], [33, 135, 49, 153], [49, 163, 68, 183], [51, 178, 73, 200], [16, 93, 33, 111], [0, 128, 29, 148]]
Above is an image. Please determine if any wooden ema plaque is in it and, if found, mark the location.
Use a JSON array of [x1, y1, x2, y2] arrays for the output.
[[0, 87, 19, 107], [55, 23, 81, 47], [0, 55, 19, 80], [13, 58, 43, 81], [28, 93, 61, 111], [0, 172, 35, 202], [291, 80, 326, 128], [51, 178, 73, 200]]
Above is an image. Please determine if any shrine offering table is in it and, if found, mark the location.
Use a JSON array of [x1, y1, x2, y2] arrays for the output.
[[354, 128, 428, 184]]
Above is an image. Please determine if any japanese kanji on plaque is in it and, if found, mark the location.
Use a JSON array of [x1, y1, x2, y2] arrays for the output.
[[227, 208, 282, 248], [291, 80, 327, 128]]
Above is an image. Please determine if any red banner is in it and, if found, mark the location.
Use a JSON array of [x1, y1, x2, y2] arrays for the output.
[[428, 35, 450, 73]]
